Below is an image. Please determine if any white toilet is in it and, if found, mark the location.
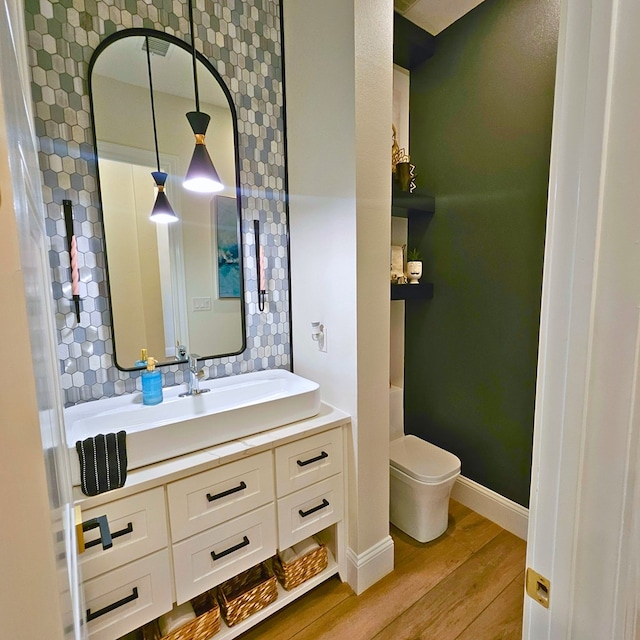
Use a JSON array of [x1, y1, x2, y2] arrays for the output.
[[389, 434, 461, 543]]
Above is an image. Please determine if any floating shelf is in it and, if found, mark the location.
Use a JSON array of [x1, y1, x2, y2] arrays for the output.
[[391, 188, 435, 218], [390, 189, 435, 300], [391, 282, 434, 301]]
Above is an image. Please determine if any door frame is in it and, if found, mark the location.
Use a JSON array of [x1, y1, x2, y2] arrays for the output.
[[0, 1, 83, 637], [525, 0, 640, 636]]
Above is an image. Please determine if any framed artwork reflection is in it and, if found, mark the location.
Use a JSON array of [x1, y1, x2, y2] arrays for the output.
[[213, 195, 241, 298]]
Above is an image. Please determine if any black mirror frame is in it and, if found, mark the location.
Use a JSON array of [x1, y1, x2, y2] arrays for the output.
[[87, 28, 247, 371]]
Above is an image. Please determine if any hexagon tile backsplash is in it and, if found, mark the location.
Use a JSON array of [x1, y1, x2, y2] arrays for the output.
[[24, 0, 291, 406]]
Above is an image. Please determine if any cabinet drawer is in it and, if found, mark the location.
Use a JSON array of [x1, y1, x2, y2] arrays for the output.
[[172, 503, 277, 604], [84, 549, 172, 640], [275, 428, 343, 497], [277, 474, 344, 549], [80, 487, 168, 580], [167, 451, 274, 542]]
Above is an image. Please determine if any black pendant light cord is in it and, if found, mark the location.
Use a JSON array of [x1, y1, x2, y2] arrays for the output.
[[145, 36, 161, 173], [188, 0, 200, 112]]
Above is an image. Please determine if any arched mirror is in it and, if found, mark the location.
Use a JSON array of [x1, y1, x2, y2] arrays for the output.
[[89, 30, 245, 370]]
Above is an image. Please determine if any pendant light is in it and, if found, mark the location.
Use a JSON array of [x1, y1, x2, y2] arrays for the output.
[[183, 0, 224, 193], [146, 36, 178, 223]]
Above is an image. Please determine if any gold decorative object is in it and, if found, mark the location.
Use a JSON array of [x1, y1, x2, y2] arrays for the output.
[[391, 125, 416, 193]]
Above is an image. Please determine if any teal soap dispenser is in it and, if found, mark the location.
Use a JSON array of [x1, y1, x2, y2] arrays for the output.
[[141, 356, 163, 405]]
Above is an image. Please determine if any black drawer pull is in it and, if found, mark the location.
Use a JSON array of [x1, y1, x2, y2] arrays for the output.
[[297, 451, 328, 467], [82, 515, 112, 551], [211, 535, 250, 561], [299, 498, 330, 518], [85, 522, 133, 550], [207, 481, 247, 502], [86, 587, 139, 622]]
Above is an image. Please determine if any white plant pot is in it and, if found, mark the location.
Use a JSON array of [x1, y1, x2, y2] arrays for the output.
[[407, 261, 422, 284]]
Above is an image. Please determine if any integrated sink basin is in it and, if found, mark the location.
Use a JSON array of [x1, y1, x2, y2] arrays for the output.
[[65, 369, 321, 486]]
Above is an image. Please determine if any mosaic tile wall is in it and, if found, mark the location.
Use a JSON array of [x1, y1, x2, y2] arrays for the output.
[[24, 0, 290, 406]]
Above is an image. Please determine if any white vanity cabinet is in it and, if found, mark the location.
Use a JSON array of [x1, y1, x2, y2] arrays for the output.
[[78, 488, 173, 640], [168, 452, 277, 604], [74, 406, 349, 640], [275, 428, 344, 549], [83, 550, 173, 640], [80, 487, 169, 581], [166, 451, 275, 542]]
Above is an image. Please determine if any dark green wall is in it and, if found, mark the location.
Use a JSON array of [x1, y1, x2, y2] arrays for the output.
[[404, 0, 559, 507]]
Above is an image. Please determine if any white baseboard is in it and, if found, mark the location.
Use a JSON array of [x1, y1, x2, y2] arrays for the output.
[[346, 534, 394, 595], [451, 475, 529, 541]]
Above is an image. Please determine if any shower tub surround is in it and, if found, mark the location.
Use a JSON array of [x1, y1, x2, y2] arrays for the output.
[[24, 0, 290, 406]]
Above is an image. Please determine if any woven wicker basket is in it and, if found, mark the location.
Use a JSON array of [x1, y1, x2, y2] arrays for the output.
[[141, 590, 220, 640], [217, 562, 278, 627], [273, 543, 328, 590]]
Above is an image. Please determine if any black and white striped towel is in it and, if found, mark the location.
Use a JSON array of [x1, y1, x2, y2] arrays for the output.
[[75, 431, 127, 496]]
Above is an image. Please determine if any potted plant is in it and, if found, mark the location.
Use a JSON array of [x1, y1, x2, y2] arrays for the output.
[[407, 248, 422, 284]]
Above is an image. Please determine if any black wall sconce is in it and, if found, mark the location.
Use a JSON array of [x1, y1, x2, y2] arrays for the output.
[[254, 219, 266, 312]]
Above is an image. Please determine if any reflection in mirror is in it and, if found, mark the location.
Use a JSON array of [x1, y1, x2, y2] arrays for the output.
[[90, 32, 245, 369]]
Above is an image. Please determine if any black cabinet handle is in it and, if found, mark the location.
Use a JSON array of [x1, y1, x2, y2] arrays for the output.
[[82, 515, 112, 551], [86, 587, 139, 622], [85, 522, 133, 550], [299, 498, 330, 518], [296, 451, 328, 467], [207, 481, 247, 502], [211, 535, 250, 561]]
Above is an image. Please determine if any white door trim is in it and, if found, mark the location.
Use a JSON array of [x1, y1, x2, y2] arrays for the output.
[[525, 0, 640, 636], [1, 1, 82, 637]]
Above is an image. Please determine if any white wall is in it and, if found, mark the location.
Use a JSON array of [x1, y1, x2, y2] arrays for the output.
[[390, 217, 407, 441], [284, 0, 394, 593]]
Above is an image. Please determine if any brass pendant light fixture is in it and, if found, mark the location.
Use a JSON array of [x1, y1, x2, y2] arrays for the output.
[[146, 35, 178, 223], [183, 0, 224, 193]]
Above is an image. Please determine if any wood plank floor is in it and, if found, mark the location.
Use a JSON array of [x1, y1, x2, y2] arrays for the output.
[[239, 501, 527, 640]]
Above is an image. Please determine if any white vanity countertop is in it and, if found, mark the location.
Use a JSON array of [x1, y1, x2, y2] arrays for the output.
[[74, 402, 350, 509]]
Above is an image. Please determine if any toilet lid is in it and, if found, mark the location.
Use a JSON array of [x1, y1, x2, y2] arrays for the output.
[[390, 435, 461, 483]]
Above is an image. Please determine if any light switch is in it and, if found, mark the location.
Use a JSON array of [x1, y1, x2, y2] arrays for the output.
[[192, 297, 212, 311]]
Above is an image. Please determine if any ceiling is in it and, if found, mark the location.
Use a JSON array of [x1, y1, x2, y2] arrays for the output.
[[96, 6, 489, 100], [93, 35, 228, 107], [394, 0, 486, 35]]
